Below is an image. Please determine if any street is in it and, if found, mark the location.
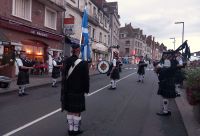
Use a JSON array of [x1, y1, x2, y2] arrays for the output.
[[0, 65, 187, 136]]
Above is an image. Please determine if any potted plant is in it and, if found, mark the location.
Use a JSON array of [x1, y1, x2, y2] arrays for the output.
[[185, 67, 200, 123]]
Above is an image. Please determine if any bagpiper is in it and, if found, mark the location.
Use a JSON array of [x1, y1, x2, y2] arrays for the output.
[[109, 52, 120, 90], [15, 51, 34, 96], [156, 53, 177, 116], [137, 56, 147, 83], [52, 51, 62, 87]]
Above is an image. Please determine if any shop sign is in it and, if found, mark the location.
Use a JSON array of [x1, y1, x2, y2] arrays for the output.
[[2, 41, 10, 45], [30, 30, 48, 38], [64, 18, 75, 35]]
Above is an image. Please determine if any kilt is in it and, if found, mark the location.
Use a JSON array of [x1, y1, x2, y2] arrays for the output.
[[62, 93, 86, 113], [110, 68, 120, 80], [17, 71, 29, 85], [52, 68, 60, 78], [175, 69, 185, 84], [137, 68, 145, 75], [157, 78, 176, 98]]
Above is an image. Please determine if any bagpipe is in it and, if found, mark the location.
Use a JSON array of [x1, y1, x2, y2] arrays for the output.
[[154, 40, 191, 73]]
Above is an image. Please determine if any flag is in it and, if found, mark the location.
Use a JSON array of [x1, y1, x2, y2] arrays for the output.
[[80, 6, 91, 61]]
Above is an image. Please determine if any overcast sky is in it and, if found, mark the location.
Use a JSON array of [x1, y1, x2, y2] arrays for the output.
[[107, 0, 200, 52]]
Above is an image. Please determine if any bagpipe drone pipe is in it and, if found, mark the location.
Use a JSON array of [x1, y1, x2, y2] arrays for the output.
[[153, 40, 191, 73]]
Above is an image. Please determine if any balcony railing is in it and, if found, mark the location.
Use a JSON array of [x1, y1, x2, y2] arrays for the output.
[[49, 0, 64, 7]]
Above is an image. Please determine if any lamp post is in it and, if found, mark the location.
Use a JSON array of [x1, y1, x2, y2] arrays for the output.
[[175, 22, 184, 44], [169, 37, 176, 50]]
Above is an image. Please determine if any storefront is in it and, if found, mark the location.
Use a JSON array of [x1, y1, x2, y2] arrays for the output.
[[0, 17, 64, 77], [92, 43, 108, 62]]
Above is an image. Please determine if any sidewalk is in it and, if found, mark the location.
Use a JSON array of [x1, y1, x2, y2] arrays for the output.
[[0, 69, 100, 94], [175, 87, 200, 136], [0, 63, 133, 94]]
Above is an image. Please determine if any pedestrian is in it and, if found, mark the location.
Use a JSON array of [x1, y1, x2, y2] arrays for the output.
[[137, 56, 147, 83], [15, 51, 34, 96], [61, 43, 89, 136], [156, 53, 177, 116], [52, 51, 62, 87], [109, 52, 120, 90]]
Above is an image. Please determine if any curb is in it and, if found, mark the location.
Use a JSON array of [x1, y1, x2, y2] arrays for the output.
[[0, 72, 101, 95], [175, 88, 200, 136]]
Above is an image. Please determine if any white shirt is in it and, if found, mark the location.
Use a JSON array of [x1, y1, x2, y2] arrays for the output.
[[52, 60, 57, 66], [112, 59, 117, 67], [16, 58, 23, 67]]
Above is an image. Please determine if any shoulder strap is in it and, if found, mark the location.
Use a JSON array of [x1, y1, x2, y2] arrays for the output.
[[67, 59, 82, 79]]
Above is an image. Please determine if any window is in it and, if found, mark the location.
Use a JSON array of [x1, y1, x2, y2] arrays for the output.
[[99, 32, 102, 43], [88, 25, 91, 38], [45, 7, 57, 30], [92, 28, 96, 40], [125, 40, 130, 44], [12, 0, 32, 21], [125, 48, 129, 54]]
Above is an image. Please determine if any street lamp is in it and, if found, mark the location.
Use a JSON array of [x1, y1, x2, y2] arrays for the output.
[[175, 22, 184, 44], [169, 37, 176, 50]]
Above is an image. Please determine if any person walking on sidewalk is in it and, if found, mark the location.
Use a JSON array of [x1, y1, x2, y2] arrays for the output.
[[137, 56, 147, 83], [61, 43, 90, 136], [52, 51, 62, 87], [16, 51, 34, 96], [156, 53, 177, 116], [109, 52, 120, 90]]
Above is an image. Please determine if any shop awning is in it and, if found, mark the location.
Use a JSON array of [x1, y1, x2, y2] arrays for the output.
[[92, 43, 108, 53]]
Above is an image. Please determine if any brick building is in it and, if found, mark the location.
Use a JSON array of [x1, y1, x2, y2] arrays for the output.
[[0, 0, 65, 77]]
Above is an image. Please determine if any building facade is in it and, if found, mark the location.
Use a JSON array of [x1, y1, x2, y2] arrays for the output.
[[119, 23, 167, 63], [0, 0, 65, 77], [64, 0, 110, 64]]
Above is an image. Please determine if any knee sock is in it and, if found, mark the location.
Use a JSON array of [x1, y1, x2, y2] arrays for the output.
[[114, 80, 117, 88], [19, 86, 22, 94], [73, 116, 81, 131], [163, 99, 169, 113], [67, 115, 74, 131], [52, 79, 57, 86], [111, 80, 114, 88]]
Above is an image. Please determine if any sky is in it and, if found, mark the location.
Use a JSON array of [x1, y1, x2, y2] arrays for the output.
[[107, 0, 200, 52]]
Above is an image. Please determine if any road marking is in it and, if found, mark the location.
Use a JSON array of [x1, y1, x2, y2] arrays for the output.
[[88, 72, 136, 96], [3, 72, 136, 136], [3, 109, 61, 136]]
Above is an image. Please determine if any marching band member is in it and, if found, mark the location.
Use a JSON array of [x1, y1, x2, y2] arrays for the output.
[[137, 56, 147, 83], [52, 51, 62, 87], [109, 52, 120, 90], [16, 51, 34, 96], [156, 53, 177, 116], [61, 43, 89, 135]]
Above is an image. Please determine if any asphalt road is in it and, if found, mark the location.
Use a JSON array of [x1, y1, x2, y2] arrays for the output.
[[0, 65, 188, 136]]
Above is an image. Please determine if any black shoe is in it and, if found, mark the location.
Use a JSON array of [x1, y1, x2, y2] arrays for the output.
[[68, 130, 74, 136], [52, 85, 58, 88], [137, 80, 141, 82], [18, 93, 23, 97], [176, 93, 181, 97], [156, 111, 171, 116], [22, 92, 29, 96], [108, 87, 116, 90], [73, 130, 83, 135]]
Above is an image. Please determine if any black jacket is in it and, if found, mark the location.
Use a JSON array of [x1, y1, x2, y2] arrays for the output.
[[61, 55, 89, 112]]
